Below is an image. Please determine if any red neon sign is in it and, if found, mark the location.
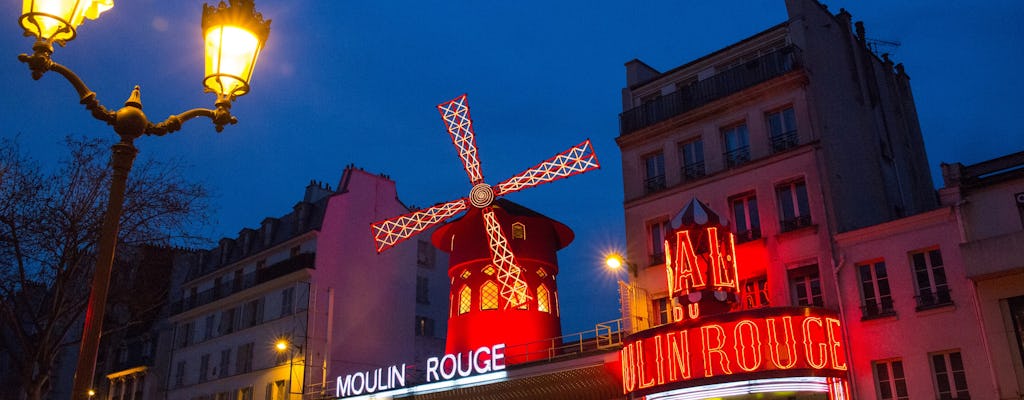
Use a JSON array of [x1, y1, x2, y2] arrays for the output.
[[620, 308, 848, 395]]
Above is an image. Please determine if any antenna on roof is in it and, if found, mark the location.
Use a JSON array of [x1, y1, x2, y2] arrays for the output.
[[866, 38, 901, 58]]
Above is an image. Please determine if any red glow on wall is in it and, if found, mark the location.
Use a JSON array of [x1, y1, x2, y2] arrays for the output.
[[620, 308, 848, 395]]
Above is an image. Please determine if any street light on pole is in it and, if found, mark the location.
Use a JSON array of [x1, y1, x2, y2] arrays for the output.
[[15, 2, 271, 399], [275, 338, 303, 399]]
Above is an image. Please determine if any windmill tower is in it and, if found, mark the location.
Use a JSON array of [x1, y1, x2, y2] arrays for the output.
[[371, 94, 599, 364]]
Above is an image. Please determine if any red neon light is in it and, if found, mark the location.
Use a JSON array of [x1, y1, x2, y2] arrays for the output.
[[671, 230, 705, 293], [621, 309, 848, 395]]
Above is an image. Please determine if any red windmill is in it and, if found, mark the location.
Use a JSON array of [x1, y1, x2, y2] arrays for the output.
[[371, 94, 599, 359]]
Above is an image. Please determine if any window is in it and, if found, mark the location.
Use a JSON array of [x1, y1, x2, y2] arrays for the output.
[[678, 139, 705, 180], [647, 220, 670, 265], [481, 281, 499, 310], [537, 285, 550, 313], [511, 222, 526, 239], [219, 348, 231, 378], [177, 322, 193, 348], [241, 299, 263, 328], [742, 276, 770, 309], [237, 386, 254, 400], [214, 277, 224, 298], [204, 314, 215, 340], [417, 240, 435, 267], [789, 265, 823, 307], [415, 316, 435, 337], [911, 248, 951, 310], [458, 286, 472, 314], [236, 343, 254, 374], [280, 287, 294, 317], [931, 351, 969, 399], [199, 354, 210, 382], [776, 179, 811, 232], [873, 359, 909, 400], [653, 298, 671, 325], [416, 276, 430, 304], [290, 246, 301, 257], [219, 308, 236, 335], [767, 107, 798, 153], [722, 123, 750, 168], [643, 152, 666, 193], [175, 361, 185, 388], [858, 260, 895, 319], [1009, 296, 1024, 375], [266, 381, 286, 400], [233, 269, 243, 291], [730, 193, 761, 243]]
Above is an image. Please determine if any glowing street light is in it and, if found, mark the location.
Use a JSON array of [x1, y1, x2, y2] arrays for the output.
[[15, 2, 271, 400], [605, 252, 637, 278], [274, 338, 303, 398]]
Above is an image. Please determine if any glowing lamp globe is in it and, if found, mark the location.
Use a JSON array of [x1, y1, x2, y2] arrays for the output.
[[19, 0, 113, 44], [605, 254, 624, 270], [201, 0, 270, 99]]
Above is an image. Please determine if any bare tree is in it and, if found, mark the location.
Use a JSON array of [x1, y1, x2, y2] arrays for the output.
[[0, 136, 210, 400]]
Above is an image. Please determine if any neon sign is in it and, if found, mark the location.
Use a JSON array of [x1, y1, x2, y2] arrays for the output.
[[337, 343, 506, 398], [664, 199, 741, 321], [620, 308, 847, 395]]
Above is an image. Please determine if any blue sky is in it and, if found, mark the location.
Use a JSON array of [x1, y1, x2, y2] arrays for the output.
[[2, 0, 1022, 334]]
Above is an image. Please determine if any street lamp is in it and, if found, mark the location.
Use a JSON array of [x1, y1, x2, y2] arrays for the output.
[[605, 252, 638, 278], [274, 338, 303, 399], [16, 2, 271, 400]]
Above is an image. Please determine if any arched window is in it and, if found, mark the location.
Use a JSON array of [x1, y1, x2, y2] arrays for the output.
[[458, 286, 472, 315], [512, 222, 526, 239], [537, 285, 550, 313], [480, 281, 499, 310]]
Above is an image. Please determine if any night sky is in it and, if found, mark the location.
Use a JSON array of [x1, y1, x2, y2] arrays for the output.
[[2, 1, 1021, 334]]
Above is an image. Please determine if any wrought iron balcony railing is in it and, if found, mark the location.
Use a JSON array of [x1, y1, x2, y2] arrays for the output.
[[770, 129, 799, 153], [682, 161, 706, 181], [644, 174, 667, 194], [170, 252, 315, 315], [915, 287, 953, 311], [724, 146, 751, 168], [780, 215, 812, 232], [860, 298, 896, 320], [735, 229, 762, 244], [619, 45, 803, 135]]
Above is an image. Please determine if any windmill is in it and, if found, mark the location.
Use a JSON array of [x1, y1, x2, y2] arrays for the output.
[[370, 93, 599, 310]]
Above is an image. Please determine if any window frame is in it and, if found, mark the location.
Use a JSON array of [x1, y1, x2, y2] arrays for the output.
[[910, 247, 952, 310], [857, 259, 895, 319], [742, 276, 770, 310], [930, 350, 969, 399], [776, 178, 811, 232], [722, 123, 751, 168], [647, 219, 670, 266], [678, 138, 705, 181], [730, 192, 761, 243], [873, 358, 909, 400], [766, 106, 798, 153], [642, 151, 667, 194], [789, 264, 823, 307]]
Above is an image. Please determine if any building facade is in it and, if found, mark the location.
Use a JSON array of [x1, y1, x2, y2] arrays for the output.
[[163, 166, 448, 400], [612, 0, 987, 398]]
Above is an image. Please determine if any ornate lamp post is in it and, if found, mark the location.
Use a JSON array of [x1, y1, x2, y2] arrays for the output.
[[16, 2, 271, 399]]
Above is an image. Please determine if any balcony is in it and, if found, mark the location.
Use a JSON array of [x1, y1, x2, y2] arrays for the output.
[[780, 215, 812, 232], [770, 129, 799, 153], [681, 161, 706, 181], [170, 252, 315, 315], [860, 298, 896, 320], [915, 287, 953, 311], [644, 174, 667, 194], [724, 146, 751, 168], [619, 46, 803, 135], [735, 229, 762, 244]]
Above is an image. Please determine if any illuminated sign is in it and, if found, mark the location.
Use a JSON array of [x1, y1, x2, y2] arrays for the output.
[[337, 343, 506, 398], [620, 308, 847, 395]]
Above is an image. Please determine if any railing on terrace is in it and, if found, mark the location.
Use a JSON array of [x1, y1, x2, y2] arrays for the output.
[[169, 252, 315, 315], [300, 319, 626, 400], [620, 45, 803, 135]]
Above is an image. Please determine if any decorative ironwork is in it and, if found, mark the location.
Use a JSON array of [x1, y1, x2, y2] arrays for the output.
[[915, 288, 953, 311], [370, 94, 600, 308], [619, 45, 803, 135], [860, 298, 896, 320], [723, 146, 751, 168], [780, 215, 812, 232], [771, 129, 799, 153], [682, 161, 705, 181], [643, 174, 666, 194]]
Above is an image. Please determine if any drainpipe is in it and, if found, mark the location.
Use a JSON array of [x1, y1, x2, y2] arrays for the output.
[[829, 252, 857, 397]]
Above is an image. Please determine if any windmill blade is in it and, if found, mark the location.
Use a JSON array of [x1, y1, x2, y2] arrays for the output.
[[481, 207, 531, 308], [438, 94, 485, 185], [494, 139, 600, 197], [371, 198, 468, 253]]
